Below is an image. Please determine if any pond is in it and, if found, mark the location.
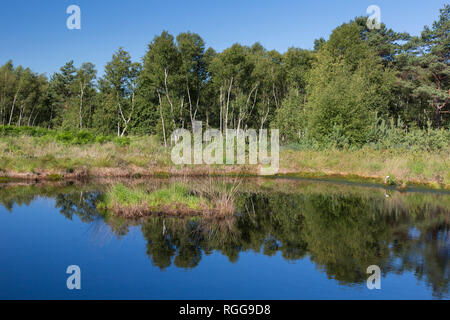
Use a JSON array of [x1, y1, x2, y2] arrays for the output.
[[0, 177, 449, 300]]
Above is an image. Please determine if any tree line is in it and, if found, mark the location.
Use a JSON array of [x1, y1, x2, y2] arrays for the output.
[[0, 5, 448, 147]]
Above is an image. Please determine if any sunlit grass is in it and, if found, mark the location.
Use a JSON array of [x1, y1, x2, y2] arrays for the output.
[[280, 146, 450, 187], [0, 133, 448, 188], [101, 183, 208, 214]]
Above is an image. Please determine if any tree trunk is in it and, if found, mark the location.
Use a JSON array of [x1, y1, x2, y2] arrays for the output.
[[219, 87, 223, 133], [32, 111, 40, 126], [79, 85, 84, 130], [119, 92, 135, 137], [117, 108, 120, 137], [27, 107, 35, 126], [225, 77, 233, 138], [158, 91, 167, 148], [17, 104, 23, 126], [8, 88, 20, 125]]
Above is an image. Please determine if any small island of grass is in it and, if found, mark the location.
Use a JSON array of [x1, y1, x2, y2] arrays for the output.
[[97, 183, 236, 217]]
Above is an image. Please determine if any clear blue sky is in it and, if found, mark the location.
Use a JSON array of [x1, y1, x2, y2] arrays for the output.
[[0, 0, 447, 77]]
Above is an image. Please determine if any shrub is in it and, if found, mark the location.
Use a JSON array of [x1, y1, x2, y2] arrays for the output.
[[0, 125, 130, 146], [367, 118, 450, 152]]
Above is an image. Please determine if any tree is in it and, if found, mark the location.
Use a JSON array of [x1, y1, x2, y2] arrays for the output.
[[272, 88, 305, 143], [354, 17, 410, 67], [74, 63, 97, 130], [8, 65, 25, 125], [398, 5, 449, 128], [0, 6, 448, 139], [210, 43, 253, 133], [141, 31, 183, 145], [177, 32, 208, 129], [15, 70, 48, 127], [48, 61, 76, 128], [282, 48, 315, 95], [0, 62, 48, 127], [0, 61, 15, 125], [305, 21, 395, 146], [101, 48, 141, 136]]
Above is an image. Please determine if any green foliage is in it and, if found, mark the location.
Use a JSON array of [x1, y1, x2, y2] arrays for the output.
[[367, 118, 450, 151], [0, 125, 50, 137], [0, 5, 448, 148], [0, 125, 129, 146], [0, 61, 49, 127], [395, 5, 449, 128], [272, 89, 305, 143], [305, 21, 395, 147]]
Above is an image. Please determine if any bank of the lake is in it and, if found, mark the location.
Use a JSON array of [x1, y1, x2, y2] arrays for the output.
[[0, 134, 449, 190]]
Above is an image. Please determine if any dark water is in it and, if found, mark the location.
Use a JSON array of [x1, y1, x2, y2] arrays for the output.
[[0, 178, 449, 300]]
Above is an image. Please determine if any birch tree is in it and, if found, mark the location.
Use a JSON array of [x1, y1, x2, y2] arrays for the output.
[[104, 48, 141, 136], [74, 63, 96, 130]]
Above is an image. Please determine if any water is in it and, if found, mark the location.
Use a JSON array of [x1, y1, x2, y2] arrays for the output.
[[0, 178, 449, 300]]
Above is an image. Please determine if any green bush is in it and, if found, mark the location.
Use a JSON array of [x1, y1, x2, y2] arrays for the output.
[[367, 118, 450, 151], [0, 125, 130, 146]]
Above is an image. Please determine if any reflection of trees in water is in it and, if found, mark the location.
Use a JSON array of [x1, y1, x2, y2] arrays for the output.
[[55, 192, 101, 222], [299, 193, 392, 284], [54, 190, 136, 238], [0, 183, 449, 298], [142, 216, 242, 269], [138, 192, 449, 298], [388, 221, 450, 299], [54, 191, 135, 243]]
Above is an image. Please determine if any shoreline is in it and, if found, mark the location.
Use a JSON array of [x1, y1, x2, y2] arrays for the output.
[[1, 165, 449, 191], [2, 134, 448, 191]]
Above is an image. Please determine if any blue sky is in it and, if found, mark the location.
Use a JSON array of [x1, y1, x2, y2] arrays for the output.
[[0, 0, 447, 77]]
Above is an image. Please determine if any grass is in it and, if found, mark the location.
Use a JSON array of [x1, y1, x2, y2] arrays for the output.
[[98, 179, 242, 217], [0, 134, 169, 175], [279, 146, 450, 188], [146, 184, 205, 209], [99, 183, 210, 217], [0, 126, 449, 189]]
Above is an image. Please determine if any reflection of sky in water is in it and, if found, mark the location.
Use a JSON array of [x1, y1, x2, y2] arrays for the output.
[[408, 227, 421, 240]]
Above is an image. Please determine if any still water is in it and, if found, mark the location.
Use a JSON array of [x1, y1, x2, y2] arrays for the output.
[[0, 178, 449, 300]]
